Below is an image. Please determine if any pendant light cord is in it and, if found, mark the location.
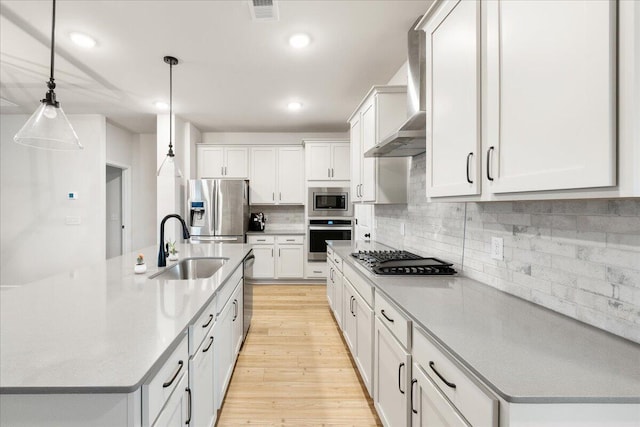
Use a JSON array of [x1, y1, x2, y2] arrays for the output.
[[168, 59, 173, 155], [48, 0, 56, 89]]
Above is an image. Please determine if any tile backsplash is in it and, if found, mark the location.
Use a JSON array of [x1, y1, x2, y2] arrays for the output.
[[251, 205, 305, 230], [376, 153, 640, 343]]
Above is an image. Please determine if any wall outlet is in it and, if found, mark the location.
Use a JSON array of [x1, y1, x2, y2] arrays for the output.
[[491, 237, 504, 260]]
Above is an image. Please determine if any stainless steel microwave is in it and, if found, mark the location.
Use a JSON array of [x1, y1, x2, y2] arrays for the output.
[[308, 187, 352, 217]]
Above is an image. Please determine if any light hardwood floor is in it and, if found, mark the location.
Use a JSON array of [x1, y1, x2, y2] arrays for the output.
[[217, 285, 382, 426]]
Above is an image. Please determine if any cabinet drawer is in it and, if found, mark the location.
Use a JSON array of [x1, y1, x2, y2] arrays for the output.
[[413, 326, 498, 427], [276, 235, 303, 244], [216, 265, 243, 314], [343, 264, 373, 307], [307, 263, 327, 278], [247, 235, 275, 244], [375, 292, 411, 349], [142, 333, 188, 426], [189, 296, 216, 355]]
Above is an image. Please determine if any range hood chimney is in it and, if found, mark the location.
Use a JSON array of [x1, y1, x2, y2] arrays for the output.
[[365, 16, 426, 158]]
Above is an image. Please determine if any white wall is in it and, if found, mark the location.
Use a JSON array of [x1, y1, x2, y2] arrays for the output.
[[185, 123, 201, 180], [201, 131, 347, 145], [0, 114, 107, 286], [132, 133, 158, 251]]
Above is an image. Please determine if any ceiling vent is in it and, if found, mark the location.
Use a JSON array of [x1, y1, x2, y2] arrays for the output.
[[248, 0, 279, 22]]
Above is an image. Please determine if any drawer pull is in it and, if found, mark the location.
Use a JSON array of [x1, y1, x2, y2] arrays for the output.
[[334, 258, 339, 263], [350, 296, 356, 317], [398, 363, 405, 394], [286, 239, 295, 241], [257, 239, 266, 242], [203, 336, 214, 353], [313, 270, 322, 273], [487, 146, 495, 181], [202, 314, 214, 328], [429, 361, 457, 389], [381, 309, 395, 323], [185, 387, 192, 425], [411, 379, 418, 414], [162, 360, 184, 388]]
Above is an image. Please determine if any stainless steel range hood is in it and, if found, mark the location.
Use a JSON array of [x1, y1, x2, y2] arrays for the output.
[[365, 16, 426, 158]]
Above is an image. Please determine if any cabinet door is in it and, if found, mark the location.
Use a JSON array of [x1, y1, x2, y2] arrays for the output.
[[214, 299, 234, 410], [350, 117, 362, 201], [224, 147, 249, 178], [374, 317, 411, 427], [361, 100, 377, 202], [153, 374, 189, 427], [250, 147, 277, 204], [354, 204, 373, 241], [251, 245, 275, 278], [276, 245, 304, 278], [305, 143, 332, 180], [342, 280, 357, 352], [354, 293, 373, 396], [332, 269, 343, 328], [190, 334, 216, 427], [278, 147, 304, 203], [232, 283, 244, 356], [412, 363, 470, 427], [485, 0, 616, 193], [425, 0, 481, 197], [331, 143, 351, 181], [326, 262, 335, 310], [198, 147, 225, 178]]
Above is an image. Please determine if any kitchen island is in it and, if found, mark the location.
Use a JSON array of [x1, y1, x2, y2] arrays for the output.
[[327, 240, 640, 426], [0, 242, 251, 426]]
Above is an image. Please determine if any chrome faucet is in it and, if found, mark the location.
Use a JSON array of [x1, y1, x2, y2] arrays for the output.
[[158, 214, 191, 267]]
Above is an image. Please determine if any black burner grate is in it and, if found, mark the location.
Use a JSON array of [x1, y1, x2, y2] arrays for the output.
[[351, 250, 456, 276]]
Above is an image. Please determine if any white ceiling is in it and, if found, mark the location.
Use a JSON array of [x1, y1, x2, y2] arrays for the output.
[[0, 0, 431, 134]]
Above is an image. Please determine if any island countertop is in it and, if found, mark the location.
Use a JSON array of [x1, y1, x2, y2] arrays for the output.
[[328, 240, 640, 404], [0, 243, 251, 394]]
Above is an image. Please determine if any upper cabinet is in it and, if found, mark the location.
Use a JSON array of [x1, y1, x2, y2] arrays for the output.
[[198, 146, 249, 179], [419, 0, 618, 200], [305, 141, 351, 181], [250, 146, 304, 205], [349, 87, 410, 204], [424, 0, 481, 198]]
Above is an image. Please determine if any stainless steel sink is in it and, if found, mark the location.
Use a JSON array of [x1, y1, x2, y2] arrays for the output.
[[149, 257, 228, 280]]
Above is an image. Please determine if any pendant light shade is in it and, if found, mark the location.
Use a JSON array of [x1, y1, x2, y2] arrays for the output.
[[14, 0, 82, 150], [157, 56, 182, 177]]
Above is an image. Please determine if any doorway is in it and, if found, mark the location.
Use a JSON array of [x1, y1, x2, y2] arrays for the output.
[[106, 165, 124, 259]]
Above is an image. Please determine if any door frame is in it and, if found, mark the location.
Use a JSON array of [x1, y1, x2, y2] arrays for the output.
[[106, 162, 132, 255]]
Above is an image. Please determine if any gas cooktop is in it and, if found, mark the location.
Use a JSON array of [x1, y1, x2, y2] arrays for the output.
[[351, 250, 456, 276]]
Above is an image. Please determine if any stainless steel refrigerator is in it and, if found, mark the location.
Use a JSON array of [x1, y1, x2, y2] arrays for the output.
[[187, 179, 249, 243]]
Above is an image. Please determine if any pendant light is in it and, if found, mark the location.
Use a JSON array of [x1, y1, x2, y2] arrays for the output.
[[157, 56, 182, 177], [14, 0, 82, 150]]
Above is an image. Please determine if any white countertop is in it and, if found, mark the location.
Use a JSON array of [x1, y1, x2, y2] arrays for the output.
[[0, 243, 251, 394], [246, 228, 305, 236], [329, 241, 640, 404]]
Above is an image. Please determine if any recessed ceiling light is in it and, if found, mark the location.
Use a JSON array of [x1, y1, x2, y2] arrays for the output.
[[154, 101, 169, 110], [289, 33, 310, 49], [287, 102, 303, 111], [69, 32, 97, 48]]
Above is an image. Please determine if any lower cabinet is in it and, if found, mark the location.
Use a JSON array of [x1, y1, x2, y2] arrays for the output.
[[231, 283, 244, 355], [411, 362, 470, 427], [374, 317, 411, 427], [276, 244, 304, 278], [215, 288, 235, 410], [247, 235, 304, 279], [153, 374, 190, 427], [342, 278, 373, 395], [189, 333, 216, 427], [327, 258, 343, 327]]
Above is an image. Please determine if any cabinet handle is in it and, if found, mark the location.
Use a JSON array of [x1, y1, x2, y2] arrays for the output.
[[364, 233, 371, 238], [398, 363, 405, 394], [487, 146, 495, 181], [185, 387, 192, 425], [271, 248, 274, 257], [162, 360, 184, 388], [279, 248, 281, 257], [203, 336, 214, 353], [286, 238, 294, 242], [331, 168, 334, 178], [257, 239, 266, 242], [350, 296, 356, 317], [466, 152, 473, 184], [279, 192, 282, 201], [429, 361, 457, 389], [313, 270, 322, 273], [233, 300, 238, 321], [202, 314, 214, 328], [272, 192, 275, 201], [328, 168, 331, 178], [381, 309, 394, 323], [411, 379, 418, 414], [329, 269, 333, 280], [221, 166, 224, 176]]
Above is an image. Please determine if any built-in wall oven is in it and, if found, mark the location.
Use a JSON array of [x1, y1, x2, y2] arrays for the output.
[[308, 219, 353, 261], [308, 187, 353, 217]]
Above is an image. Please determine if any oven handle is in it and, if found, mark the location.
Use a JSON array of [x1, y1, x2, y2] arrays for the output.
[[309, 226, 352, 231]]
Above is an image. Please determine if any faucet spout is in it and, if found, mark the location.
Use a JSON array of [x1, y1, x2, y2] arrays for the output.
[[158, 214, 191, 267]]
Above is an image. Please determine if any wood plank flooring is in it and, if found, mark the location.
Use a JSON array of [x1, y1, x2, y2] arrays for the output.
[[217, 285, 382, 426]]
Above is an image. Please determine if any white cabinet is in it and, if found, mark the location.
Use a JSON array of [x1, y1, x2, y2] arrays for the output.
[[231, 283, 244, 355], [214, 295, 234, 410], [247, 235, 304, 279], [327, 258, 343, 327], [354, 204, 374, 242], [343, 278, 374, 395], [424, 0, 481, 198], [484, 0, 616, 194], [374, 317, 411, 427], [197, 146, 249, 178], [189, 333, 216, 427], [152, 374, 190, 427], [348, 87, 410, 204], [250, 146, 304, 204], [304, 141, 351, 181]]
